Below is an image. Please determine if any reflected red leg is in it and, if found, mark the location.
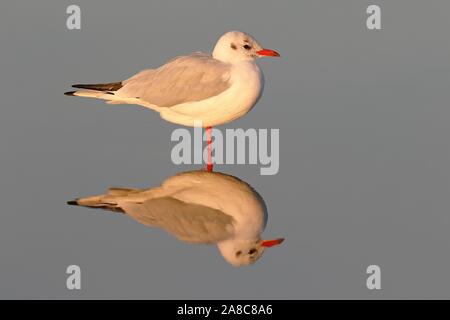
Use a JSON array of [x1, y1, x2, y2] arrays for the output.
[[206, 126, 213, 171]]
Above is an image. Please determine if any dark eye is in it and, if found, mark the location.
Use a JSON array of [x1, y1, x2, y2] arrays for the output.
[[235, 251, 242, 257], [243, 44, 252, 50], [248, 248, 257, 255]]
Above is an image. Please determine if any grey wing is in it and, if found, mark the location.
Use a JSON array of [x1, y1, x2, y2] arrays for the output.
[[121, 197, 235, 244], [117, 53, 232, 108]]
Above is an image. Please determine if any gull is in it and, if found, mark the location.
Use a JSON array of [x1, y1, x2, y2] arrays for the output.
[[67, 170, 284, 266], [64, 31, 280, 170]]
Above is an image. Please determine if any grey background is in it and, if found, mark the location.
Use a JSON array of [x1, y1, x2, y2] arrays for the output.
[[0, 0, 449, 299]]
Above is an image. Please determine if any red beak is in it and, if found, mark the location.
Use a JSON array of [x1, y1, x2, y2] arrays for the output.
[[256, 49, 281, 57], [261, 238, 285, 247]]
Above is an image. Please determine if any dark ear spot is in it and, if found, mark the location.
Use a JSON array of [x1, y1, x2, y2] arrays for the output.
[[235, 250, 242, 257], [230, 43, 237, 50]]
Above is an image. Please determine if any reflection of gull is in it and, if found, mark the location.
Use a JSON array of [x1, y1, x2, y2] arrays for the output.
[[68, 170, 284, 266], [65, 31, 280, 171]]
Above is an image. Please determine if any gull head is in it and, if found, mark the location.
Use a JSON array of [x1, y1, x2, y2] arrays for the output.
[[218, 237, 285, 267], [212, 31, 280, 64]]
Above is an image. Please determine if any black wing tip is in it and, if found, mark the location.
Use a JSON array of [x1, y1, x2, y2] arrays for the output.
[[67, 200, 79, 206], [71, 82, 123, 91], [64, 91, 77, 96], [72, 84, 88, 89]]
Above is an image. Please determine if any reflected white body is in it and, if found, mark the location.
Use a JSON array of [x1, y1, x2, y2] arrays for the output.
[[73, 171, 272, 266]]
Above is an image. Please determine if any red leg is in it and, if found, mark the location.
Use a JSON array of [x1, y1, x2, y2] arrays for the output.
[[206, 126, 213, 171]]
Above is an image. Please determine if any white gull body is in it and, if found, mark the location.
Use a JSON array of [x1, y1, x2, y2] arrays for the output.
[[68, 170, 284, 266], [66, 31, 280, 127]]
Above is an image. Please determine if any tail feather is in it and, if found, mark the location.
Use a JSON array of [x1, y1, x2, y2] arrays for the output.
[[67, 196, 125, 213], [65, 83, 158, 109], [72, 82, 123, 92], [67, 187, 144, 213]]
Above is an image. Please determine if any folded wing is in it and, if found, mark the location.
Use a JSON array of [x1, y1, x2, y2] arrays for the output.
[[117, 53, 232, 108], [121, 197, 235, 244]]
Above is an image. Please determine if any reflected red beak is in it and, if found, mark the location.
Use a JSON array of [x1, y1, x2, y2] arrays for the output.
[[256, 49, 281, 57], [261, 238, 285, 247]]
